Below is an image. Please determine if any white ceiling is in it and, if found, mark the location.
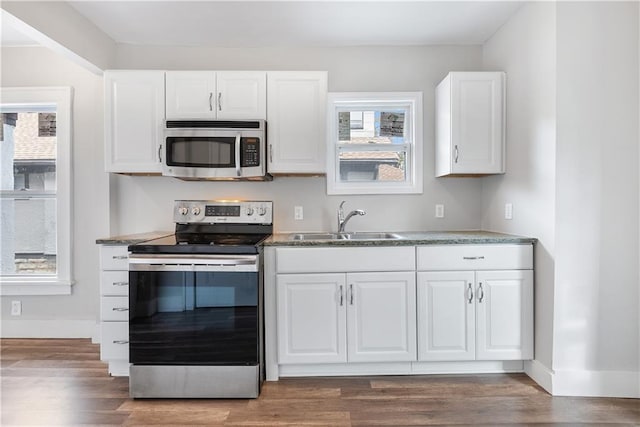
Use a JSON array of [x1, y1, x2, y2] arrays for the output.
[[2, 1, 524, 48]]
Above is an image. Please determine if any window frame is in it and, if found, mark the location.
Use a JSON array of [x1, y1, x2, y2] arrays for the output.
[[0, 87, 73, 296], [326, 92, 423, 195]]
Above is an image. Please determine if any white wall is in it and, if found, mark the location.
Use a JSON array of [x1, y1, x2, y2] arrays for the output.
[[0, 47, 108, 337], [553, 1, 639, 397], [110, 45, 486, 235], [481, 1, 557, 376]]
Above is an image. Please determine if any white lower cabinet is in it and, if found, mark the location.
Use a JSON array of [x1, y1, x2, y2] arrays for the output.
[[267, 243, 533, 379], [99, 245, 130, 376], [416, 245, 534, 362], [277, 270, 416, 364]]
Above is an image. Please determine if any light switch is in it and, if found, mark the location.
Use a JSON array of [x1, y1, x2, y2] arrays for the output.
[[435, 204, 445, 218], [294, 206, 304, 220]]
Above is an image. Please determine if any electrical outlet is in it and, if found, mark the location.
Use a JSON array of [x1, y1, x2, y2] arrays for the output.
[[505, 203, 513, 220], [294, 206, 304, 220], [435, 204, 445, 218], [11, 300, 21, 316]]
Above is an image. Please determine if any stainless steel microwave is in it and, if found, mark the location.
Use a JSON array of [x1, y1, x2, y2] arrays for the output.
[[162, 120, 270, 180]]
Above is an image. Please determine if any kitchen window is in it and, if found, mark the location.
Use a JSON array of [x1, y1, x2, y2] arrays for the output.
[[326, 92, 423, 195], [0, 87, 73, 295]]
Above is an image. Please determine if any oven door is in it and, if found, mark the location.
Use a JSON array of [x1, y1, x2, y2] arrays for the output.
[[162, 128, 265, 179], [128, 254, 260, 366]]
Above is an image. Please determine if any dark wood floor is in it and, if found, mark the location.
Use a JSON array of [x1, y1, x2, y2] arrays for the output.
[[1, 339, 638, 426]]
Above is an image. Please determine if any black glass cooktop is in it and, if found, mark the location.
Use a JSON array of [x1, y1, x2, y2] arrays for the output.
[[129, 223, 272, 255]]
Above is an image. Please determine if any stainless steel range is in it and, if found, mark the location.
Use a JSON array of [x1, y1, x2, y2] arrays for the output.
[[127, 200, 273, 398]]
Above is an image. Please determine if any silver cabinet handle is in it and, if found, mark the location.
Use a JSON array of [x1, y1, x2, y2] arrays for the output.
[[113, 340, 128, 345], [158, 144, 162, 163], [339, 285, 344, 306], [467, 283, 473, 304], [349, 284, 354, 305], [112, 255, 127, 260], [209, 92, 213, 111], [113, 282, 128, 286], [463, 256, 485, 260], [478, 282, 484, 303], [454, 145, 459, 163], [218, 92, 222, 111], [269, 144, 273, 163], [112, 307, 129, 312]]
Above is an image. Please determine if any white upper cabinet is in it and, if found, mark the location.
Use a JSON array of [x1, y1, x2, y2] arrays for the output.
[[216, 72, 266, 119], [267, 71, 327, 174], [435, 72, 505, 177], [104, 70, 165, 173], [165, 71, 266, 120]]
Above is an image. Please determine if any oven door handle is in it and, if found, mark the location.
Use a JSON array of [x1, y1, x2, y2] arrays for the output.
[[129, 254, 259, 272]]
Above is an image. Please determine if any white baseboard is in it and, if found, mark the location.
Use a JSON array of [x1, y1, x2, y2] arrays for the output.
[[1, 319, 98, 339], [525, 359, 553, 394], [525, 360, 640, 398], [552, 368, 640, 398]]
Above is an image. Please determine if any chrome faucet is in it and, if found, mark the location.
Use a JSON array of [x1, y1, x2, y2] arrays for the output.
[[337, 201, 366, 233]]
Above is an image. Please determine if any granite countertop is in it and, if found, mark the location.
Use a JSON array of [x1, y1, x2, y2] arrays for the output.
[[95, 231, 173, 245], [263, 230, 536, 247]]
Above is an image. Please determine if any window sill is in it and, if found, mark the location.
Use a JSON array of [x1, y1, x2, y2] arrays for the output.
[[0, 279, 73, 296]]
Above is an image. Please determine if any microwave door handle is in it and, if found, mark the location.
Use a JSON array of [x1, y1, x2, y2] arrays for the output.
[[235, 133, 242, 177]]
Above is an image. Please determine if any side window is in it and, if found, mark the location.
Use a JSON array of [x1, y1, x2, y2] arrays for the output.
[[1, 87, 73, 295], [326, 92, 423, 195]]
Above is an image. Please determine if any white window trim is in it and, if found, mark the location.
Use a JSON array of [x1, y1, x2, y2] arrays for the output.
[[0, 87, 74, 296], [326, 92, 423, 195]]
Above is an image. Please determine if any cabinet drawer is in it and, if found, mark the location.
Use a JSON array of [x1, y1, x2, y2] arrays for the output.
[[101, 271, 129, 296], [100, 245, 129, 270], [276, 246, 415, 273], [101, 296, 129, 321], [101, 322, 129, 360], [417, 244, 533, 271]]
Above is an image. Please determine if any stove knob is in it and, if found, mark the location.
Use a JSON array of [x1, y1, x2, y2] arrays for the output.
[[257, 206, 267, 216], [178, 207, 189, 215], [245, 207, 255, 216], [191, 207, 201, 216]]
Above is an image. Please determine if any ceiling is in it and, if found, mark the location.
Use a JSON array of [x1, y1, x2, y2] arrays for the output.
[[2, 1, 524, 48]]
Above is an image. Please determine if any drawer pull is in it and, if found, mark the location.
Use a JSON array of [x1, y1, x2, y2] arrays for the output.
[[467, 283, 473, 304], [113, 281, 128, 286], [478, 282, 485, 303], [112, 255, 128, 260], [339, 285, 344, 306], [112, 307, 129, 312], [349, 284, 354, 305], [463, 256, 485, 260], [113, 340, 128, 345]]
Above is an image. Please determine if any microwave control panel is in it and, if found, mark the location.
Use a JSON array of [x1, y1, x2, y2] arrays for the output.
[[241, 138, 260, 167], [174, 200, 273, 224]]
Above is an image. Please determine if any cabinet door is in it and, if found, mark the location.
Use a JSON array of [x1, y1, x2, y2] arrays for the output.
[[475, 270, 533, 360], [104, 70, 164, 173], [450, 72, 505, 174], [267, 71, 327, 174], [216, 72, 266, 119], [276, 274, 347, 364], [165, 71, 216, 119], [417, 271, 476, 361], [346, 272, 416, 362]]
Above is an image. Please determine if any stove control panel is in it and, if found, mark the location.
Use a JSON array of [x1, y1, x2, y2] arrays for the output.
[[174, 200, 273, 224]]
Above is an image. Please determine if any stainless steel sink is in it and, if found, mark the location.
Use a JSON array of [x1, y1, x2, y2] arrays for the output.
[[290, 232, 403, 241]]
